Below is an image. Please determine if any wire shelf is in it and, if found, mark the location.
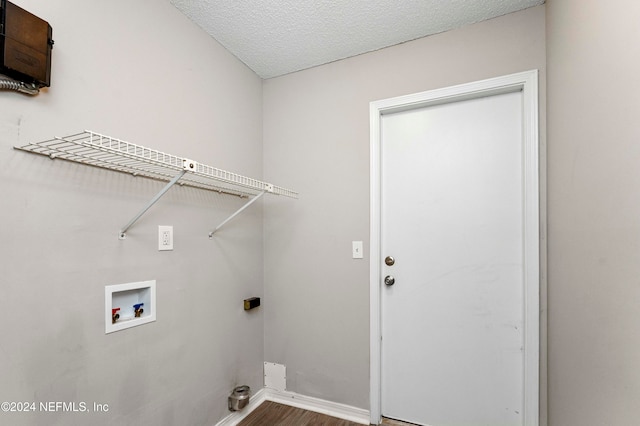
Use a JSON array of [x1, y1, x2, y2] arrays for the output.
[[15, 130, 298, 199], [15, 130, 298, 238]]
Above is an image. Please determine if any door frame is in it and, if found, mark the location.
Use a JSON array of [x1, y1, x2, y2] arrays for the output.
[[369, 70, 540, 425]]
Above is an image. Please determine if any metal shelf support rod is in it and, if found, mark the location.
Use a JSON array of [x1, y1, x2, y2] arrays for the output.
[[209, 191, 266, 238], [119, 169, 187, 239]]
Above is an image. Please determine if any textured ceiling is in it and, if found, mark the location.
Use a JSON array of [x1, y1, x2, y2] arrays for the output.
[[170, 0, 545, 79]]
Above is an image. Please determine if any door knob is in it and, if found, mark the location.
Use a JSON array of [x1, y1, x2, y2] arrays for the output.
[[384, 275, 395, 286], [385, 256, 395, 266]]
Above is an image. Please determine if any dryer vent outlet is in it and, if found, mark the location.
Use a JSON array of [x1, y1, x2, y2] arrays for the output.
[[228, 385, 250, 411]]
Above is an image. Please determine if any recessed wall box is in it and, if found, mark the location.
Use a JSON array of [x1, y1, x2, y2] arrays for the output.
[[0, 0, 53, 87], [105, 280, 156, 334]]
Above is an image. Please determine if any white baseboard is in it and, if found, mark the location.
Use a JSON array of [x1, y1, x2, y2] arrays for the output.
[[215, 387, 370, 425], [265, 388, 370, 424]]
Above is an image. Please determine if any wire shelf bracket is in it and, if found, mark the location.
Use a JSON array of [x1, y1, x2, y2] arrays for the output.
[[14, 130, 298, 239], [118, 168, 187, 239], [209, 190, 266, 238]]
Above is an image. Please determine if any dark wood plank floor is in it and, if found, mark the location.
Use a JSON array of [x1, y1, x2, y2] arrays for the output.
[[237, 401, 366, 426], [380, 418, 419, 426]]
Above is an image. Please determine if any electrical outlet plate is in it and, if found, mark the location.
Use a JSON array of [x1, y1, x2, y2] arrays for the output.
[[158, 225, 173, 251], [352, 241, 363, 259]]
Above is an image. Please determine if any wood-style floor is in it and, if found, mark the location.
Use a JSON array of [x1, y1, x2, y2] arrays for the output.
[[380, 418, 419, 426], [237, 401, 364, 425], [237, 401, 418, 426]]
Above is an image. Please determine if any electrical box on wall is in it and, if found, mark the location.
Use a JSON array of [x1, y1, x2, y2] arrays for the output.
[[0, 0, 53, 87]]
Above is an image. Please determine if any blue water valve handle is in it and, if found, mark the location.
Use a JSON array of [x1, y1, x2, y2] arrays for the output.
[[133, 303, 144, 317]]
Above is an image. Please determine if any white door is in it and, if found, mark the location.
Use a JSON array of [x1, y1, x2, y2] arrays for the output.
[[380, 90, 528, 426]]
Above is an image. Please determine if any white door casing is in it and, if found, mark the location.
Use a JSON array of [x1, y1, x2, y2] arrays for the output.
[[369, 70, 539, 425]]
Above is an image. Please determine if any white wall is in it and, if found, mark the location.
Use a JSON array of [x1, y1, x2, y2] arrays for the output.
[[546, 0, 640, 424], [0, 1, 264, 424], [13, 2, 625, 424], [262, 4, 547, 414]]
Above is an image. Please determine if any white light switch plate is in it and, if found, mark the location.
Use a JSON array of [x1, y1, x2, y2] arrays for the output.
[[158, 226, 173, 251], [352, 241, 363, 259]]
